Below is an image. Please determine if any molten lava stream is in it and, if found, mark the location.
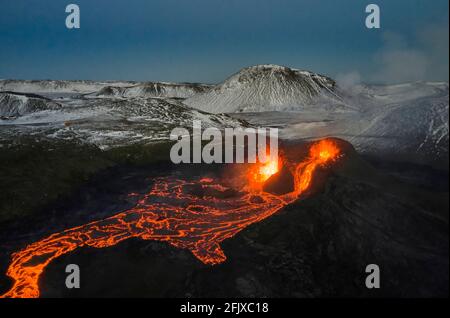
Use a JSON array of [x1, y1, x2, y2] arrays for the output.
[[0, 139, 340, 298]]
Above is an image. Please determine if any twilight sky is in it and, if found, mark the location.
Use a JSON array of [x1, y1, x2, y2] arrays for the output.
[[0, 0, 448, 84]]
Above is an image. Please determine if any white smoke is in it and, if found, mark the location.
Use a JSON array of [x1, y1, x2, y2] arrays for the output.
[[336, 71, 363, 92], [371, 24, 449, 84]]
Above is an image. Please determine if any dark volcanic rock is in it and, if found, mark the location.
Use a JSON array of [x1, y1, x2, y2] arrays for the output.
[[263, 166, 295, 195], [35, 165, 448, 297]]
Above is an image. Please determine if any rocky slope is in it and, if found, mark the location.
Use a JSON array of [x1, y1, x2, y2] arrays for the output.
[[0, 92, 61, 118]]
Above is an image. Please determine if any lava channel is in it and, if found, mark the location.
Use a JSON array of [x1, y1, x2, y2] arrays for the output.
[[1, 139, 341, 298]]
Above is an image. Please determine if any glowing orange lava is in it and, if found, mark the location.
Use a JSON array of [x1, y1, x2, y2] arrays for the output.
[[0, 139, 341, 298]]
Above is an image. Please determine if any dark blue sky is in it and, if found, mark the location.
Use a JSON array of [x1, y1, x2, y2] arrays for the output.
[[0, 0, 448, 83]]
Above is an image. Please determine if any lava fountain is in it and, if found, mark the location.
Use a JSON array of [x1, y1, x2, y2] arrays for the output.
[[1, 139, 341, 298]]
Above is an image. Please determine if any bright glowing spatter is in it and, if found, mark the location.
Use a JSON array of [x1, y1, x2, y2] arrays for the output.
[[259, 159, 279, 181], [0, 139, 340, 298]]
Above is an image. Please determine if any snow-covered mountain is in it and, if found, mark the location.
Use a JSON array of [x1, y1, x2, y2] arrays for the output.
[[185, 64, 349, 113], [0, 92, 61, 118]]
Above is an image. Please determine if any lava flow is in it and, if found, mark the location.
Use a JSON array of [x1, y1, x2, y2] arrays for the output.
[[1, 139, 341, 298]]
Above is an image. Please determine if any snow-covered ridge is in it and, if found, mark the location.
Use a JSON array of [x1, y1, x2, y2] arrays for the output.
[[0, 93, 245, 149], [0, 91, 61, 118], [351, 84, 449, 161], [94, 82, 213, 99], [353, 81, 449, 105], [0, 80, 135, 94], [0, 79, 213, 99], [184, 64, 342, 113]]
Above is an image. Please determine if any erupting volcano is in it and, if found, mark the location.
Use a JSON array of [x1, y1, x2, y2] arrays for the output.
[[1, 139, 341, 298]]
